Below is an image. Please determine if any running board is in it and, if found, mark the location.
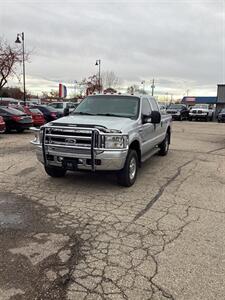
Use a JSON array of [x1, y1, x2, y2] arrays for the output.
[[141, 147, 159, 163]]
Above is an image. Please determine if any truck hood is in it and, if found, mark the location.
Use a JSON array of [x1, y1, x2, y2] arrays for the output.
[[49, 115, 135, 133], [191, 108, 209, 112], [166, 108, 181, 113]]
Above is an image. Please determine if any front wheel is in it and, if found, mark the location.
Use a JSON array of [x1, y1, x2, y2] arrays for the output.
[[117, 150, 138, 187], [158, 133, 169, 156], [45, 165, 67, 177]]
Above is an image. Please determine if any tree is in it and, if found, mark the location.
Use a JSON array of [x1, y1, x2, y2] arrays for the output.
[[83, 75, 102, 95], [102, 71, 120, 89], [41, 89, 59, 98], [0, 86, 23, 99], [0, 39, 28, 91], [127, 84, 147, 95]]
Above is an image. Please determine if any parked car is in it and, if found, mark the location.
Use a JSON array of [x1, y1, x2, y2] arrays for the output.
[[189, 104, 214, 121], [23, 107, 45, 127], [217, 108, 225, 123], [0, 107, 33, 132], [13, 105, 45, 127], [158, 103, 167, 114], [31, 105, 61, 122], [31, 94, 172, 187], [48, 102, 79, 115], [166, 104, 189, 120], [0, 116, 6, 133]]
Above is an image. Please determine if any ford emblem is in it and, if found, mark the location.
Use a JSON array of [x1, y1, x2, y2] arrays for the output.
[[65, 138, 76, 144]]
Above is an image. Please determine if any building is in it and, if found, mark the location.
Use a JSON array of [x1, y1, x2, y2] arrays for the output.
[[216, 84, 225, 114], [181, 96, 217, 106]]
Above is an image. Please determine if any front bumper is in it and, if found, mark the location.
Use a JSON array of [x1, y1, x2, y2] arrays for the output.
[[190, 113, 208, 119], [35, 145, 127, 171]]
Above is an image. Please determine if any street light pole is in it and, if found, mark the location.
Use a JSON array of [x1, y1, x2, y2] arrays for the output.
[[95, 59, 101, 93], [15, 32, 26, 106], [151, 78, 155, 96]]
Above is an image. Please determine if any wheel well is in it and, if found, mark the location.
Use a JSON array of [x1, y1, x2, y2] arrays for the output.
[[129, 140, 141, 165], [167, 126, 171, 144]]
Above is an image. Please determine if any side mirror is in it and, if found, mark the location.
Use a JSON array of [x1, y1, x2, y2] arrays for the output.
[[151, 111, 161, 124]]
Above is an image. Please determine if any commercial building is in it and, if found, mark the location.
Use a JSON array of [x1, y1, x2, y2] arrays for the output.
[[181, 84, 225, 116], [216, 84, 225, 113]]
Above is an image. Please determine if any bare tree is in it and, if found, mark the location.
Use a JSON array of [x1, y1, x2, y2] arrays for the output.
[[127, 84, 147, 95], [0, 39, 28, 91], [102, 71, 120, 89]]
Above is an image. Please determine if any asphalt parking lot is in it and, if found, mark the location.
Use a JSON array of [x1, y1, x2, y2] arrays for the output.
[[0, 122, 225, 300]]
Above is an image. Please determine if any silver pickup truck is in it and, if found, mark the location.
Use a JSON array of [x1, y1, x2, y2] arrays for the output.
[[31, 94, 172, 186]]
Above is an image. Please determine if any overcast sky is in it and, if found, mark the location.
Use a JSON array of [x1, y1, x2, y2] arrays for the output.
[[0, 0, 224, 99]]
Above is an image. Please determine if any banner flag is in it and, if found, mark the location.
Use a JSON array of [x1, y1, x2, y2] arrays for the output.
[[59, 83, 67, 98]]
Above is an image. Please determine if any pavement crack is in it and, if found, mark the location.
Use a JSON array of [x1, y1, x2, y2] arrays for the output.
[[133, 159, 194, 222]]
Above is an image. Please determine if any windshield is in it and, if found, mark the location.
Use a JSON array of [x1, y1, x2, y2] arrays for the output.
[[29, 108, 42, 114], [193, 104, 208, 109], [73, 95, 140, 119], [49, 103, 64, 109], [167, 104, 184, 109], [36, 105, 57, 112]]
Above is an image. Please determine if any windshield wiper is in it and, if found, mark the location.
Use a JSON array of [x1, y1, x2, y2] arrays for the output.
[[73, 112, 96, 116]]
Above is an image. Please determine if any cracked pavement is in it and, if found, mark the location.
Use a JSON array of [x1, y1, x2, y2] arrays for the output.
[[0, 122, 225, 300]]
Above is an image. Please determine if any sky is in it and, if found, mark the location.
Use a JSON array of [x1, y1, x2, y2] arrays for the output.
[[0, 0, 224, 100]]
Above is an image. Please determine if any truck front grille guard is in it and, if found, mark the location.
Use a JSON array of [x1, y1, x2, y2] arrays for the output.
[[41, 125, 127, 172]]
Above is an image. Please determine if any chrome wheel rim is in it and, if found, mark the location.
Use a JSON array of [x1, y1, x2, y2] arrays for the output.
[[129, 157, 137, 180]]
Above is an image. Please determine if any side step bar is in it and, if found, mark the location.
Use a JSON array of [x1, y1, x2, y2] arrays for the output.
[[141, 147, 159, 163]]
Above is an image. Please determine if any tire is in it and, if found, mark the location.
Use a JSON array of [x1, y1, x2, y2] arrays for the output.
[[189, 117, 192, 121], [158, 133, 169, 156], [45, 165, 66, 178], [117, 149, 138, 187]]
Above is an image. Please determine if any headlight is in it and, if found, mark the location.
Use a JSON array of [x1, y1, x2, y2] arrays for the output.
[[105, 135, 128, 149], [176, 111, 181, 115]]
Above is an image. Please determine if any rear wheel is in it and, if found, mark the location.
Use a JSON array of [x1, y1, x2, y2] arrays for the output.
[[45, 165, 66, 177], [158, 133, 169, 156], [117, 149, 138, 187]]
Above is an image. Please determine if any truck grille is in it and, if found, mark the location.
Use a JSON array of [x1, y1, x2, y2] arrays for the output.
[[192, 110, 203, 114], [43, 126, 101, 157]]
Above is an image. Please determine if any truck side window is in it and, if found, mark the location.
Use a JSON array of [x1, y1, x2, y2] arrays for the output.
[[150, 98, 159, 112], [142, 98, 152, 116]]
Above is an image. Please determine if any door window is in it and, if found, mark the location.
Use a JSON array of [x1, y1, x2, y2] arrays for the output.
[[150, 99, 159, 111], [141, 98, 152, 115]]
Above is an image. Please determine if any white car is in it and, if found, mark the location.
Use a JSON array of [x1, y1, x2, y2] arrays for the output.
[[48, 102, 79, 115]]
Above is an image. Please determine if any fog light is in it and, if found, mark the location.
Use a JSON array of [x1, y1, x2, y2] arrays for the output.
[[78, 159, 84, 164], [57, 156, 64, 162]]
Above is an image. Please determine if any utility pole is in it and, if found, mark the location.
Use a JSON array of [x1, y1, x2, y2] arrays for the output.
[[15, 32, 26, 105], [151, 78, 155, 96], [95, 60, 101, 93], [141, 81, 145, 93]]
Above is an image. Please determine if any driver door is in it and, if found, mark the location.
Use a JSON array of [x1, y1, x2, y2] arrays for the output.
[[139, 98, 155, 155]]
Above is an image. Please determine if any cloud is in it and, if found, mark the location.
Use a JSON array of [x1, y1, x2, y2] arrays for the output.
[[1, 0, 224, 97]]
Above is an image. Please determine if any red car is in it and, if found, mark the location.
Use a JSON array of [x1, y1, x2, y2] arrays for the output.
[[14, 105, 45, 127], [0, 116, 6, 133]]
